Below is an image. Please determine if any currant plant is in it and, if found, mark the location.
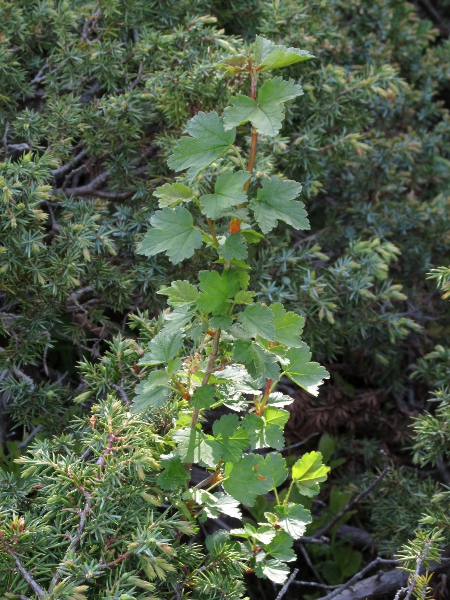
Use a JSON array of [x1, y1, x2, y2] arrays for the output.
[[135, 36, 330, 585]]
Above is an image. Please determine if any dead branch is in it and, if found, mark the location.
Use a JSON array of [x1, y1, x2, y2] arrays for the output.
[[315, 464, 389, 538]]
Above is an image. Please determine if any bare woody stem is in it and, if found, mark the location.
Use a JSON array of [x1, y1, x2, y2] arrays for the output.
[[7, 550, 46, 599], [190, 328, 221, 429]]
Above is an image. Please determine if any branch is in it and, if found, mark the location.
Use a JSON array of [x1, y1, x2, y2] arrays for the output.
[[318, 558, 399, 600], [394, 541, 432, 600], [315, 464, 389, 538], [111, 383, 130, 406], [51, 474, 92, 587], [275, 568, 299, 600], [63, 171, 109, 196], [51, 149, 87, 178], [6, 550, 46, 599]]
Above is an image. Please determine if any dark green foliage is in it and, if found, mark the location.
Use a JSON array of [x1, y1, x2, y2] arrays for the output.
[[2, 0, 450, 598]]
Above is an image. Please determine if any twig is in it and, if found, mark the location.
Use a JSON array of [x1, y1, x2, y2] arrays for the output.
[[394, 541, 432, 600], [318, 557, 398, 600], [275, 568, 299, 600], [12, 368, 35, 389], [127, 61, 144, 91], [299, 535, 330, 544], [294, 581, 340, 590], [51, 149, 87, 179], [315, 464, 389, 538], [298, 542, 325, 583], [112, 382, 130, 406], [6, 550, 46, 599], [51, 483, 92, 587], [19, 425, 43, 450], [79, 447, 93, 461], [30, 62, 49, 85], [63, 171, 109, 196]]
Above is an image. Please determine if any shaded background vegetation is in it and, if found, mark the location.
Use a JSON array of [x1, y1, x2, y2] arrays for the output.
[[1, 0, 450, 598]]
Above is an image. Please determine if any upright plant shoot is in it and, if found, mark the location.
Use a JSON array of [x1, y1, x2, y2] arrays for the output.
[[136, 36, 330, 584]]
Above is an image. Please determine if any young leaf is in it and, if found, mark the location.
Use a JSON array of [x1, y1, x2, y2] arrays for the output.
[[242, 412, 285, 450], [131, 371, 171, 412], [192, 489, 242, 520], [157, 452, 189, 490], [218, 233, 248, 261], [223, 454, 273, 506], [168, 111, 236, 180], [232, 339, 280, 383], [200, 170, 249, 219], [191, 385, 216, 410], [139, 329, 184, 366], [272, 503, 312, 538], [154, 183, 195, 208], [292, 451, 330, 497], [260, 454, 288, 487], [137, 207, 203, 264], [197, 269, 241, 315], [269, 302, 305, 347], [254, 36, 314, 72], [283, 345, 329, 396], [208, 414, 249, 463], [223, 77, 303, 136], [249, 177, 309, 234], [158, 280, 199, 307], [238, 304, 276, 340], [265, 531, 296, 562], [173, 428, 215, 467], [255, 559, 290, 584]]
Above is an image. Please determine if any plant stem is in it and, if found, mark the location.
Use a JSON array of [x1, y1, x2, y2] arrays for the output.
[[206, 217, 218, 245], [190, 328, 221, 429]]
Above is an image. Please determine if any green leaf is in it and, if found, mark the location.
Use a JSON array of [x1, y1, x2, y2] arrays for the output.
[[255, 559, 290, 584], [200, 170, 249, 219], [238, 304, 276, 340], [192, 490, 242, 520], [219, 233, 248, 261], [138, 207, 203, 264], [254, 36, 314, 72], [232, 339, 280, 384], [153, 183, 195, 208], [158, 280, 198, 307], [131, 371, 171, 412], [191, 385, 216, 409], [208, 414, 249, 463], [269, 302, 305, 347], [168, 111, 236, 180], [260, 453, 288, 488], [234, 290, 255, 304], [292, 451, 330, 497], [157, 452, 189, 490], [242, 412, 286, 450], [210, 316, 233, 329], [197, 269, 241, 315], [249, 177, 309, 234], [242, 407, 289, 450], [273, 503, 312, 539], [265, 531, 296, 562], [283, 345, 329, 396], [223, 454, 273, 506], [223, 77, 303, 136], [173, 428, 215, 467], [139, 329, 184, 366]]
